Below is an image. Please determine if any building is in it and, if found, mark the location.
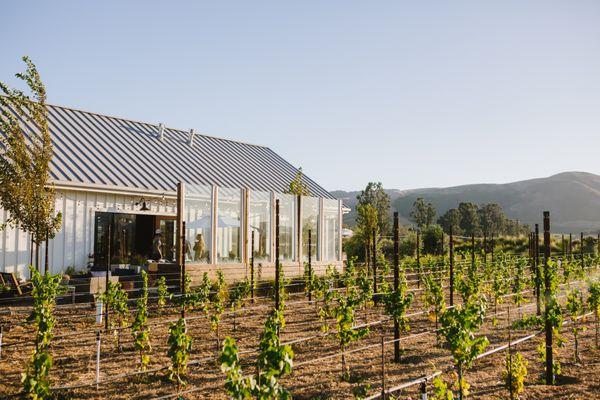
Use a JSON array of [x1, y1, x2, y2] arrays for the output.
[[0, 103, 344, 281]]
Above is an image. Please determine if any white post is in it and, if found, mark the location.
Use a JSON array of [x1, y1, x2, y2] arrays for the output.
[[0, 326, 3, 362], [96, 300, 103, 324], [95, 330, 101, 389]]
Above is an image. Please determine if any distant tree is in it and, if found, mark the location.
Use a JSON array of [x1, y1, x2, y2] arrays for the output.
[[356, 203, 378, 238], [410, 197, 436, 228], [438, 208, 461, 235], [504, 218, 528, 236], [422, 225, 444, 255], [458, 202, 480, 236], [285, 167, 310, 196], [399, 231, 418, 257], [356, 182, 390, 234], [0, 56, 62, 271], [478, 203, 505, 236]]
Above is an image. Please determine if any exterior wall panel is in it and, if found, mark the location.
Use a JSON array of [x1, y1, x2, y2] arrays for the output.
[[0, 189, 178, 278]]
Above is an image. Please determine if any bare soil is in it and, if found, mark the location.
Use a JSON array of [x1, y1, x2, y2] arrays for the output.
[[1, 276, 599, 400]]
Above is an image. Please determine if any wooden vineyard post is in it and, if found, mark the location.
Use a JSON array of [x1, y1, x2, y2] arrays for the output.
[[308, 229, 312, 302], [96, 330, 101, 389], [441, 231, 444, 256], [251, 230, 255, 303], [491, 233, 495, 264], [416, 230, 421, 289], [366, 234, 370, 276], [581, 232, 585, 271], [373, 228, 378, 299], [471, 233, 475, 271], [393, 212, 400, 362], [105, 223, 111, 333], [275, 199, 280, 312], [181, 221, 186, 319], [535, 224, 540, 270], [507, 306, 513, 400], [483, 233, 487, 264], [543, 211, 554, 385], [569, 233, 572, 259], [420, 379, 428, 399], [449, 227, 454, 307], [534, 224, 541, 316], [597, 233, 600, 256]]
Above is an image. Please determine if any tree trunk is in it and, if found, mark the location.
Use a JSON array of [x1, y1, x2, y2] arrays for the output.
[[34, 241, 40, 272], [44, 229, 49, 275], [341, 345, 348, 378]]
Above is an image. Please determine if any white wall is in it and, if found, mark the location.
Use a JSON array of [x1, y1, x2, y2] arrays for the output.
[[0, 189, 176, 278]]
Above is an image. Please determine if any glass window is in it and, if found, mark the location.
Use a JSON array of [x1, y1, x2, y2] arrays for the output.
[[301, 196, 319, 261], [323, 199, 340, 261], [217, 187, 242, 263], [275, 193, 296, 262], [249, 190, 271, 263], [185, 184, 212, 264], [93, 212, 137, 265]]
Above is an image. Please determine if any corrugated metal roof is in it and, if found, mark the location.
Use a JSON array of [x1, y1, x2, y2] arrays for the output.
[[0, 103, 335, 199]]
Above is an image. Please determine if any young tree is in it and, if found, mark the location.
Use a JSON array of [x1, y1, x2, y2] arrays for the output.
[[356, 203, 379, 266], [565, 288, 584, 363], [0, 57, 62, 271], [383, 271, 413, 349], [132, 271, 151, 371], [220, 310, 294, 399], [284, 167, 310, 196], [101, 281, 129, 350], [439, 300, 489, 399], [588, 281, 600, 348], [356, 182, 390, 235], [156, 276, 171, 310], [21, 266, 64, 399], [227, 279, 250, 331], [334, 288, 370, 379], [167, 317, 192, 391], [512, 259, 527, 318], [423, 271, 445, 345], [491, 259, 509, 324], [503, 352, 528, 399], [210, 270, 228, 357]]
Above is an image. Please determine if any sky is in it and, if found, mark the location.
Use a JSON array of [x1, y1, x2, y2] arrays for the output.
[[2, 1, 600, 192]]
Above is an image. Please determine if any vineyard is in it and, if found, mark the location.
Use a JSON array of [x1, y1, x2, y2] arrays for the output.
[[1, 215, 600, 399]]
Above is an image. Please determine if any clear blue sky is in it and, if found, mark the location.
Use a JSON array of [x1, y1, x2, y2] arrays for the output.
[[2, 1, 599, 191]]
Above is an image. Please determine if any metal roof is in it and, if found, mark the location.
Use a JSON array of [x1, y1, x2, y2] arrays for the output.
[[0, 103, 335, 199]]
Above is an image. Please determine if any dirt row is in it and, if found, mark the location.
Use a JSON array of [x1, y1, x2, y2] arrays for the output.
[[0, 273, 598, 399]]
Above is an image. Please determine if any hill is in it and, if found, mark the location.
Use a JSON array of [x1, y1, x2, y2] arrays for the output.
[[332, 171, 600, 233]]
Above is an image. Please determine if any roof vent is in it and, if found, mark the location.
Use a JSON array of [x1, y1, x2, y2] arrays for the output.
[[158, 123, 165, 141], [188, 128, 196, 146]]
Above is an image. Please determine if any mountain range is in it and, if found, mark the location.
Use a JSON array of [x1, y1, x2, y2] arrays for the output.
[[332, 171, 600, 234]]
